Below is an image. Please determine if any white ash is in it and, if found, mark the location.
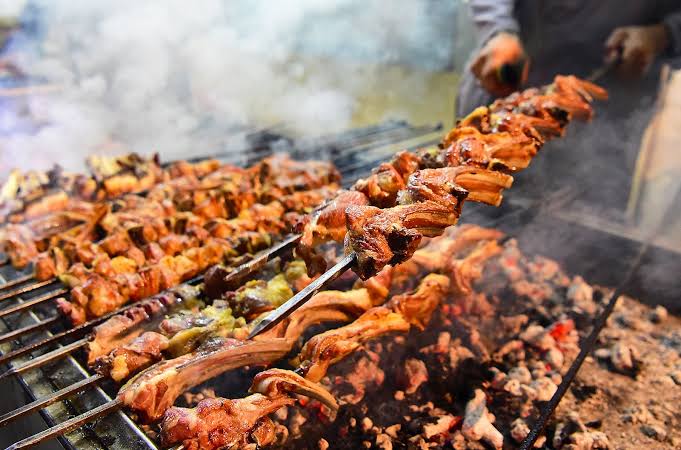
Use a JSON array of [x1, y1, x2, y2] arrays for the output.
[[567, 276, 596, 315], [510, 418, 530, 443], [520, 325, 557, 351], [545, 347, 565, 371], [530, 376, 558, 402], [508, 365, 532, 384], [461, 389, 503, 449]]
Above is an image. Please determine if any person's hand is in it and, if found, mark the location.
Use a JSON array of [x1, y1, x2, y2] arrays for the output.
[[605, 24, 669, 78], [471, 32, 529, 97]]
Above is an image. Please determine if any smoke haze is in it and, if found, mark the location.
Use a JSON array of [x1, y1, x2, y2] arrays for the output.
[[0, 0, 460, 177]]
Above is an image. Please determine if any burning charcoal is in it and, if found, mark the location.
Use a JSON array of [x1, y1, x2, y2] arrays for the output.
[[530, 376, 558, 402], [640, 424, 667, 442], [648, 305, 668, 323], [609, 342, 640, 375], [544, 348, 565, 371], [394, 390, 405, 401], [462, 389, 503, 449], [567, 276, 596, 315], [493, 339, 525, 363], [520, 325, 556, 351], [500, 314, 529, 334], [361, 417, 373, 433], [402, 358, 429, 395], [385, 424, 401, 439], [423, 415, 458, 441], [318, 438, 330, 450], [562, 431, 613, 449], [508, 366, 532, 384], [502, 378, 523, 396], [337, 354, 385, 404], [510, 418, 530, 443], [375, 433, 393, 450]]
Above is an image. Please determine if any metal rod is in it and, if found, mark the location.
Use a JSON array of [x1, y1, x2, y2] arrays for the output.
[[5, 398, 123, 450], [0, 316, 60, 345], [248, 252, 357, 339], [0, 288, 67, 319], [0, 374, 104, 427], [0, 273, 36, 292], [0, 339, 87, 381], [220, 234, 301, 291], [519, 243, 649, 449], [0, 279, 56, 303], [0, 275, 203, 364]]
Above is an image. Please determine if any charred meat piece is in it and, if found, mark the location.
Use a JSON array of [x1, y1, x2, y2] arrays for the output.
[[86, 286, 197, 365], [400, 167, 513, 208], [448, 239, 503, 296], [250, 368, 338, 411], [161, 369, 337, 450], [118, 338, 291, 422], [96, 331, 169, 382], [443, 126, 539, 172], [298, 306, 411, 382], [354, 163, 407, 208], [296, 190, 370, 275], [344, 200, 462, 279], [160, 395, 293, 450], [387, 273, 450, 329]]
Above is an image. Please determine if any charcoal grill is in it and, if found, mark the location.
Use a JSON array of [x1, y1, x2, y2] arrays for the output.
[[0, 120, 445, 449], [0, 119, 679, 450]]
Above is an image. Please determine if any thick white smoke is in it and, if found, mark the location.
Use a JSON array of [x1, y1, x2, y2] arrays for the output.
[[0, 0, 459, 178]]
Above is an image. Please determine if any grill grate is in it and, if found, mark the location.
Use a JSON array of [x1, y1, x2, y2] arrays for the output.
[[0, 120, 444, 449], [2, 119, 679, 450]]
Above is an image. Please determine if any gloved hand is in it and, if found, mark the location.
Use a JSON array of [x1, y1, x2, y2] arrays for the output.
[[605, 24, 669, 78], [471, 32, 529, 97]]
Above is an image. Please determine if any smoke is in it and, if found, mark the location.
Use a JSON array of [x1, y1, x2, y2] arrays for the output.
[[0, 0, 459, 178]]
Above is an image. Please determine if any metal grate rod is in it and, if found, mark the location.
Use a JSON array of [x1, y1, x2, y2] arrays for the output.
[[0, 374, 104, 427], [0, 288, 67, 320], [0, 338, 88, 381], [0, 279, 57, 302]]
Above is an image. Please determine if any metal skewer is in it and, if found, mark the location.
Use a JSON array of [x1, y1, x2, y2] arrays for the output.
[[0, 316, 60, 345], [0, 338, 87, 381], [248, 252, 357, 339], [220, 234, 301, 290], [0, 288, 67, 319], [5, 398, 123, 450], [0, 374, 104, 427], [0, 279, 57, 302], [0, 273, 37, 292]]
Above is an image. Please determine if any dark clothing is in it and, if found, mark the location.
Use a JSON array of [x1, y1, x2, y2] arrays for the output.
[[456, 0, 681, 213]]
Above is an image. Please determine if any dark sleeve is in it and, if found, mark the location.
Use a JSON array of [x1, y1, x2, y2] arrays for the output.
[[662, 9, 681, 56], [468, 0, 519, 43]]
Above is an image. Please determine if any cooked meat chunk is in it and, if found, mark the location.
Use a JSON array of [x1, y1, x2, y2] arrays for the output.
[[344, 201, 462, 279]]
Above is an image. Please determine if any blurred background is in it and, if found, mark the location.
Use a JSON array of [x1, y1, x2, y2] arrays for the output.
[[0, 0, 475, 176], [0, 0, 679, 245]]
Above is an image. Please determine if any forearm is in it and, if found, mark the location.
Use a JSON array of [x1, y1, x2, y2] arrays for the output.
[[468, 0, 519, 43]]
